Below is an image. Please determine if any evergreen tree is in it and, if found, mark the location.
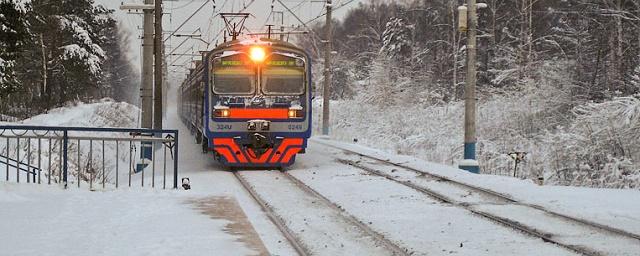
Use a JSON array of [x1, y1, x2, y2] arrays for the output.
[[0, 0, 32, 95], [0, 0, 138, 117]]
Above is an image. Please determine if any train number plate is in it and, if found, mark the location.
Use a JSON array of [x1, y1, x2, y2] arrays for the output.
[[216, 124, 232, 130]]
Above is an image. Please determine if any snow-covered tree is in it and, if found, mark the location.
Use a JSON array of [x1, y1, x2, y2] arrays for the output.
[[359, 56, 403, 106], [628, 63, 640, 94], [0, 0, 32, 94], [380, 17, 413, 62], [0, 0, 138, 118]]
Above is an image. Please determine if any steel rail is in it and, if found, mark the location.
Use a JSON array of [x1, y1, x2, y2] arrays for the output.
[[232, 171, 309, 256], [317, 141, 640, 242], [282, 172, 411, 256], [337, 159, 600, 256]]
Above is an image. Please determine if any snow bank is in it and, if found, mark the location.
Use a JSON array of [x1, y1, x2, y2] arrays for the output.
[[21, 99, 138, 128], [1, 99, 139, 186]]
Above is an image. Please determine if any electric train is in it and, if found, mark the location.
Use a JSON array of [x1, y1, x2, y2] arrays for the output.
[[178, 38, 312, 168]]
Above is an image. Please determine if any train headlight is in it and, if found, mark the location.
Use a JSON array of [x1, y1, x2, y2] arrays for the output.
[[288, 106, 304, 118], [247, 122, 257, 130], [249, 46, 266, 62], [214, 106, 230, 118]]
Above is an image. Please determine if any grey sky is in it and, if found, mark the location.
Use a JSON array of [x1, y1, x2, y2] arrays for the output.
[[96, 0, 361, 83]]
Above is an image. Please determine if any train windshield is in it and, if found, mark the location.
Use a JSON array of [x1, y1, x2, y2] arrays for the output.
[[261, 67, 305, 95], [212, 67, 255, 95]]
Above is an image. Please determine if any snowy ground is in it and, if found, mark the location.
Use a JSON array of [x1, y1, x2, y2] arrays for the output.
[[0, 100, 297, 256], [0, 184, 258, 256], [2, 94, 640, 255], [315, 139, 640, 237]]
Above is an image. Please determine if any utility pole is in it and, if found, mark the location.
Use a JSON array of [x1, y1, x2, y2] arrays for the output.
[[120, 2, 154, 128], [459, 0, 482, 173], [141, 0, 154, 129], [120, 1, 155, 173], [322, 0, 332, 136], [154, 0, 163, 130]]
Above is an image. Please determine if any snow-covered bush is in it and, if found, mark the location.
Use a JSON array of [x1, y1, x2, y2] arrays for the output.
[[315, 59, 640, 189], [543, 96, 640, 188]]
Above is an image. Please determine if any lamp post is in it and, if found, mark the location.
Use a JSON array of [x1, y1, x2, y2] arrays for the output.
[[458, 1, 486, 174]]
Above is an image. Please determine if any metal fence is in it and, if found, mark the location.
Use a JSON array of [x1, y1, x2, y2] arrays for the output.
[[0, 125, 179, 189]]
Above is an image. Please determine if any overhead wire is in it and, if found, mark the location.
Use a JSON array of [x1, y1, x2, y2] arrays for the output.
[[169, 44, 197, 66], [167, 28, 202, 56], [274, 0, 321, 40], [164, 0, 212, 43], [202, 0, 230, 45], [302, 0, 356, 26], [169, 0, 198, 10]]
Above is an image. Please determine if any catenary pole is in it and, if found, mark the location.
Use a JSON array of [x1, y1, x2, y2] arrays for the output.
[[119, 1, 156, 172], [154, 0, 163, 130], [142, 0, 154, 129], [461, 0, 479, 173], [322, 0, 332, 135]]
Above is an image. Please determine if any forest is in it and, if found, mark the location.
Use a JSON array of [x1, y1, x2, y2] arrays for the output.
[[302, 0, 640, 188], [0, 0, 138, 119]]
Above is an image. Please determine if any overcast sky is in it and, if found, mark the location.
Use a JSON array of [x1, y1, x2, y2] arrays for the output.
[[96, 0, 361, 84]]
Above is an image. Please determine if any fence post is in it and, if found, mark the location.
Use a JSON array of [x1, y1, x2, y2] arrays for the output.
[[62, 130, 68, 189], [173, 131, 179, 189]]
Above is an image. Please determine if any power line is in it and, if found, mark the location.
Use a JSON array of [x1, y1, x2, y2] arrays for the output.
[[164, 0, 211, 43], [204, 0, 229, 44], [167, 28, 201, 56], [275, 0, 319, 39], [302, 0, 356, 26], [169, 0, 198, 10]]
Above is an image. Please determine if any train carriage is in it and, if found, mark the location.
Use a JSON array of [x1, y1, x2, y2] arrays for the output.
[[179, 38, 312, 168]]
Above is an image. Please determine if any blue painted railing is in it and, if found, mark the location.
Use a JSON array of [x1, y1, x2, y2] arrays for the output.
[[0, 154, 38, 177], [0, 125, 179, 189]]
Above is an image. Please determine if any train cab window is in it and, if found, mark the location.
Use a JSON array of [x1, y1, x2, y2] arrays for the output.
[[212, 67, 255, 95], [261, 67, 305, 95]]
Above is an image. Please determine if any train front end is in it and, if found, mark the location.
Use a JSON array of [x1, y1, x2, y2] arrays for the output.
[[206, 39, 311, 168]]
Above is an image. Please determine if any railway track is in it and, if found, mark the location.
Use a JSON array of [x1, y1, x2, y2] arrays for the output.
[[316, 141, 640, 256], [233, 170, 409, 256], [233, 171, 309, 256]]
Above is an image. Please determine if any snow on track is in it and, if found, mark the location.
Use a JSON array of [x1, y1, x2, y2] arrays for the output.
[[335, 156, 640, 256], [290, 144, 575, 256], [312, 139, 640, 255], [312, 137, 640, 236], [236, 170, 398, 256]]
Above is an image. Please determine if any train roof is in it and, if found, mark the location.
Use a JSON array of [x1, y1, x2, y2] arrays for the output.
[[210, 37, 307, 56]]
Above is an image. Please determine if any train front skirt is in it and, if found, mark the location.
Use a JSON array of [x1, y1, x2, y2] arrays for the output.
[[212, 137, 305, 167]]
